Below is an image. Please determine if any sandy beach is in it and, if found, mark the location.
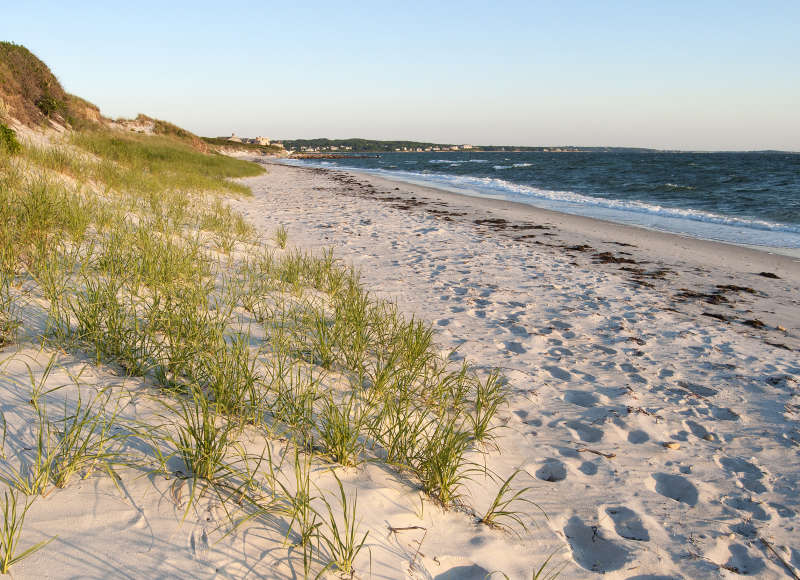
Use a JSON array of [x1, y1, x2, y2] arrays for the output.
[[6, 157, 798, 579], [225, 159, 800, 578], [4, 7, 799, 576]]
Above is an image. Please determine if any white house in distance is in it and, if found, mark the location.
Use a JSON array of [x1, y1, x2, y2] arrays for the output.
[[227, 134, 283, 148]]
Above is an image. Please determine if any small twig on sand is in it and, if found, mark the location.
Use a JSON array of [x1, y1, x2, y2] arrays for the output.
[[576, 447, 616, 459], [760, 537, 800, 580], [387, 525, 427, 534], [410, 529, 428, 571]]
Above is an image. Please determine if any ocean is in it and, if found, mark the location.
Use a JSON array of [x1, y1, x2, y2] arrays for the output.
[[282, 151, 800, 253]]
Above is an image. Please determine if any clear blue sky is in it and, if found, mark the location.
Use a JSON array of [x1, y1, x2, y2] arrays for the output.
[[3, 0, 799, 150]]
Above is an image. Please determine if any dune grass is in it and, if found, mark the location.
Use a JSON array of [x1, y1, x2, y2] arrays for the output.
[[0, 490, 54, 574], [0, 125, 527, 577]]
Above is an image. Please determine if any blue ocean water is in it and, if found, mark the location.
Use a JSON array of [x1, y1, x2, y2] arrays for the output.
[[282, 151, 800, 251]]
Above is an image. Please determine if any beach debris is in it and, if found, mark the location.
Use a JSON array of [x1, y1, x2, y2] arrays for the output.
[[777, 325, 787, 332], [703, 311, 731, 322], [662, 441, 681, 450], [716, 284, 758, 294], [675, 288, 729, 305], [566, 244, 593, 252], [387, 524, 426, 536], [593, 251, 637, 264], [760, 537, 800, 580], [576, 447, 616, 459], [742, 318, 766, 329], [758, 271, 781, 279]]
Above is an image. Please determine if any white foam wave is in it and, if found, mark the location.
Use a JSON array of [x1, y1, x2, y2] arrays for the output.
[[494, 163, 533, 170], [278, 158, 800, 247], [370, 169, 800, 236]]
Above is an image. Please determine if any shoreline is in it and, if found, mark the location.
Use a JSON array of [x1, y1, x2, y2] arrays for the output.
[[342, 164, 800, 263], [256, 158, 800, 340], [280, 158, 800, 260]]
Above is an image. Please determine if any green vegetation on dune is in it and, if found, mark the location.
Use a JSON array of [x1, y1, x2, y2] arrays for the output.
[[0, 123, 20, 155], [0, 43, 535, 579], [0, 41, 101, 128], [72, 130, 264, 195], [0, 128, 528, 575]]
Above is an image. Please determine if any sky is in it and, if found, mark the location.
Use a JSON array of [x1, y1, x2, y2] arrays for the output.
[[2, 0, 799, 150]]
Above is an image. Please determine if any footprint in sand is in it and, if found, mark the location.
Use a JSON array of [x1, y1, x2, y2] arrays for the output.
[[565, 420, 604, 443], [769, 502, 795, 518], [563, 516, 631, 573], [719, 457, 768, 493], [685, 420, 713, 441], [503, 341, 526, 354], [548, 346, 573, 358], [677, 380, 719, 398], [543, 365, 571, 381], [724, 543, 766, 575], [433, 564, 491, 580], [563, 390, 599, 408], [189, 527, 210, 561], [652, 473, 698, 506], [627, 429, 650, 444], [534, 458, 568, 482], [711, 406, 740, 421], [724, 496, 770, 521], [605, 506, 650, 541]]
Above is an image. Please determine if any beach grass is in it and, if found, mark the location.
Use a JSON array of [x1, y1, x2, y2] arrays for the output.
[[0, 490, 54, 574], [0, 124, 519, 576]]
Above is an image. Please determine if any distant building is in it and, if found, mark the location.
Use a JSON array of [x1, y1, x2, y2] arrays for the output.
[[228, 133, 242, 143], [461, 144, 473, 149], [255, 136, 270, 146]]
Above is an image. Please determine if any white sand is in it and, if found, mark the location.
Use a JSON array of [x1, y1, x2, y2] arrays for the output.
[[6, 158, 800, 578]]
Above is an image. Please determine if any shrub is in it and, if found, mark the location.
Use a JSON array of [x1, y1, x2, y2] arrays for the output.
[[0, 124, 20, 155]]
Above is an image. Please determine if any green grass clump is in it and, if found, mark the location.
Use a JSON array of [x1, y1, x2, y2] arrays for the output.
[[0, 270, 19, 348], [415, 421, 476, 506], [479, 470, 542, 536], [50, 390, 127, 489], [275, 225, 288, 249], [170, 388, 241, 482], [318, 394, 367, 468], [0, 490, 54, 574], [319, 472, 369, 576], [0, 124, 20, 155]]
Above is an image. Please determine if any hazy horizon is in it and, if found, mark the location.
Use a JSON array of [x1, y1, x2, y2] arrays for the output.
[[3, 1, 799, 151]]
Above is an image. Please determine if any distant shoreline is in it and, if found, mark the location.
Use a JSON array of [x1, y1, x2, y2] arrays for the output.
[[273, 155, 800, 258]]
